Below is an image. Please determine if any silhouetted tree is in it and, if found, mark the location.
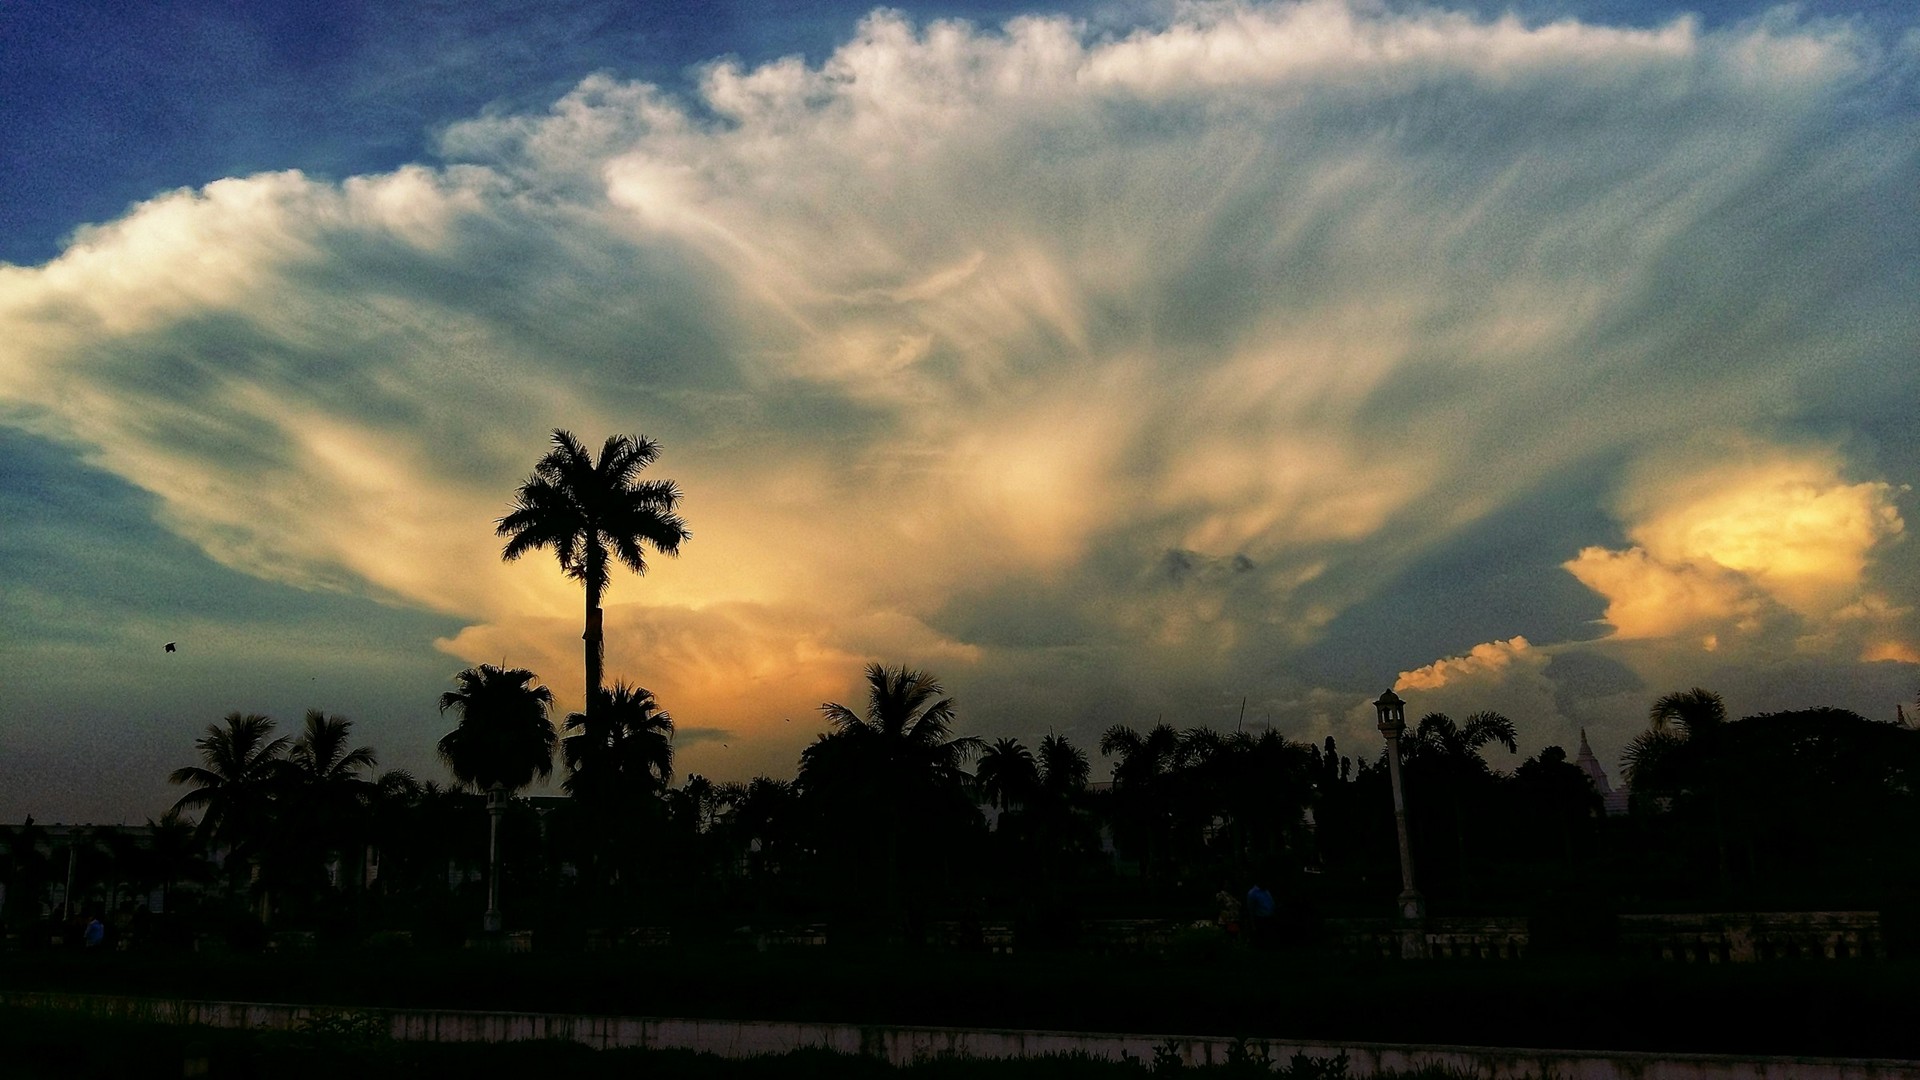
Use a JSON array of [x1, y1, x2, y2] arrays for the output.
[[562, 682, 674, 907], [498, 430, 690, 724], [715, 776, 799, 882], [1038, 734, 1090, 797], [438, 664, 557, 931], [1511, 746, 1602, 866], [1099, 722, 1183, 880], [1623, 688, 1732, 887], [798, 664, 982, 941], [169, 712, 291, 914], [145, 808, 207, 919], [1403, 711, 1518, 902], [282, 710, 379, 911], [563, 683, 674, 804], [976, 738, 1039, 812]]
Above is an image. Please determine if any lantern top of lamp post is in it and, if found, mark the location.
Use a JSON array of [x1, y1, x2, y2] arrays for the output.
[[1374, 689, 1407, 737]]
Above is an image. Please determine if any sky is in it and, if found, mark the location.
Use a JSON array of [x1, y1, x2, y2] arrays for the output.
[[2, 0, 1916, 824]]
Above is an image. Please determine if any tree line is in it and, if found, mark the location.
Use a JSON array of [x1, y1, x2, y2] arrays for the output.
[[6, 673, 1914, 949]]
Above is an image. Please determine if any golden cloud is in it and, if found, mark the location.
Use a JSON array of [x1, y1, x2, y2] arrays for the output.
[[1396, 636, 1535, 692], [1567, 444, 1905, 644]]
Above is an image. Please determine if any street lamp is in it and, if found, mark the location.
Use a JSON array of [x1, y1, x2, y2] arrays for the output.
[[1375, 690, 1428, 958], [483, 784, 507, 934]]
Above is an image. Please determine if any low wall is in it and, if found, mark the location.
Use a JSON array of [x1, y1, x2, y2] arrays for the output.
[[5, 991, 1918, 1079]]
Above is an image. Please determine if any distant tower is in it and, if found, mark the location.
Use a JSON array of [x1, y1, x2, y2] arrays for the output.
[[1573, 729, 1630, 816]]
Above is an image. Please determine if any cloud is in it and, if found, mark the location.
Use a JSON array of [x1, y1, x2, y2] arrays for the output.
[[4, 0, 1917, 784], [1565, 442, 1910, 655], [1396, 636, 1535, 693]]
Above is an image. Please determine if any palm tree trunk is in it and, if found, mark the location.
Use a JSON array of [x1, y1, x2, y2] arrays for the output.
[[584, 585, 604, 723]]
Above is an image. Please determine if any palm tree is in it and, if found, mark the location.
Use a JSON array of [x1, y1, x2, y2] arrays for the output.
[[285, 710, 379, 907], [1099, 722, 1183, 879], [145, 809, 206, 917], [799, 664, 982, 939], [438, 664, 557, 932], [1623, 687, 1732, 886], [715, 776, 798, 883], [975, 738, 1039, 813], [1037, 734, 1090, 797], [1408, 711, 1519, 767], [1623, 687, 1730, 798], [1405, 711, 1518, 898], [562, 683, 675, 806], [169, 713, 291, 913], [497, 430, 690, 722], [562, 682, 675, 905]]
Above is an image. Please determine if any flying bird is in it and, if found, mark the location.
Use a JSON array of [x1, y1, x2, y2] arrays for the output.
[[164, 642, 177, 653]]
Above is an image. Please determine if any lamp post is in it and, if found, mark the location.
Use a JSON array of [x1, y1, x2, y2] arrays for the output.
[[483, 784, 507, 934], [1375, 689, 1428, 958]]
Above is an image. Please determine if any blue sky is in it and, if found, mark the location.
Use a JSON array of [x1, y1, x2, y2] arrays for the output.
[[3, 0, 1917, 823]]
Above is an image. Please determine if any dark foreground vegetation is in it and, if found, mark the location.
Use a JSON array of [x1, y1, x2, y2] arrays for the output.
[[0, 1007, 1527, 1080], [4, 945, 1918, 1059]]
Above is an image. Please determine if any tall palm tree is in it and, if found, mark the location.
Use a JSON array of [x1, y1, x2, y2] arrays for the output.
[[497, 430, 690, 722], [438, 664, 557, 932]]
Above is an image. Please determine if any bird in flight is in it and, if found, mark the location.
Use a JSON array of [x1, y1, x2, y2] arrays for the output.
[[164, 642, 177, 653]]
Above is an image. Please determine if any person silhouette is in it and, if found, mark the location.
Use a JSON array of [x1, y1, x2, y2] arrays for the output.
[[1245, 883, 1276, 948]]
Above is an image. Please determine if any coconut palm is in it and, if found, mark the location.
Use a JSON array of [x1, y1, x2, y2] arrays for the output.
[[799, 664, 982, 938], [975, 738, 1039, 812], [1403, 711, 1517, 898], [284, 710, 379, 906], [811, 664, 981, 785], [1037, 734, 1090, 797], [561, 682, 675, 904], [168, 713, 290, 857], [497, 430, 690, 722], [438, 664, 556, 931], [1408, 711, 1519, 768], [562, 682, 675, 806], [1099, 722, 1184, 879], [1623, 687, 1732, 886]]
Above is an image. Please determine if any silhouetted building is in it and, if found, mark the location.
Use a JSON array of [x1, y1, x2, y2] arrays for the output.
[[1573, 730, 1629, 816]]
